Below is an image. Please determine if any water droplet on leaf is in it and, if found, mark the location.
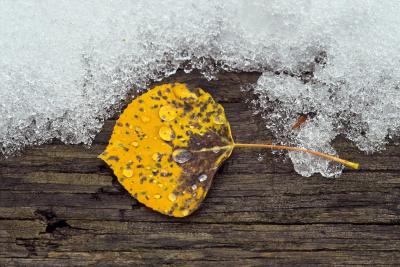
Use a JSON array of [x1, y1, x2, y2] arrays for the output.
[[172, 149, 192, 164], [168, 193, 177, 202], [123, 168, 133, 178], [131, 141, 139, 147], [212, 146, 220, 153], [198, 174, 207, 182], [159, 105, 177, 121], [159, 126, 174, 141]]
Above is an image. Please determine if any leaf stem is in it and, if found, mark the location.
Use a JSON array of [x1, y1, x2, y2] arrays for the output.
[[233, 143, 360, 170]]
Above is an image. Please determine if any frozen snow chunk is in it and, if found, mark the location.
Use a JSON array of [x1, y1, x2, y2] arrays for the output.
[[289, 115, 343, 178], [1, 0, 400, 179]]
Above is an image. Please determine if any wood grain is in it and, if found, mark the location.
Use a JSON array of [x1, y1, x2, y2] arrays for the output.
[[1, 71, 399, 266]]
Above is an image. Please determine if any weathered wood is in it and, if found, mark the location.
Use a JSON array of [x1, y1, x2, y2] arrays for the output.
[[1, 71, 399, 266]]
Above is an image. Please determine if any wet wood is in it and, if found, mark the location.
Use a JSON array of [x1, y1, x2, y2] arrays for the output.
[[1, 71, 399, 266]]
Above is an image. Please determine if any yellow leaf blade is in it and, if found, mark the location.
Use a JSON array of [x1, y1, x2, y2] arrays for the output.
[[100, 83, 233, 217]]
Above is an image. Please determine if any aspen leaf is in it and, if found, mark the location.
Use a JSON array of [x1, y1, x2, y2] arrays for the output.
[[100, 83, 359, 217], [99, 83, 234, 217]]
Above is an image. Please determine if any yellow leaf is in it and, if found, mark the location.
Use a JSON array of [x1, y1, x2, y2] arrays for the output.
[[99, 83, 234, 217], [100, 83, 360, 217]]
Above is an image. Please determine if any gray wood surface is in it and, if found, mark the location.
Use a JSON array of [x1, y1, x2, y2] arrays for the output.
[[1, 71, 399, 266]]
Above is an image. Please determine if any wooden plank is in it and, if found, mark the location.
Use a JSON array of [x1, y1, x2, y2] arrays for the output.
[[1, 71, 399, 266]]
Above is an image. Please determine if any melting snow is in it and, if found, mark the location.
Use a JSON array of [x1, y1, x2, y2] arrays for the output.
[[1, 0, 400, 177]]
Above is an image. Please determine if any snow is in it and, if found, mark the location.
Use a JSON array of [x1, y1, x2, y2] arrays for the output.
[[1, 0, 400, 177]]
